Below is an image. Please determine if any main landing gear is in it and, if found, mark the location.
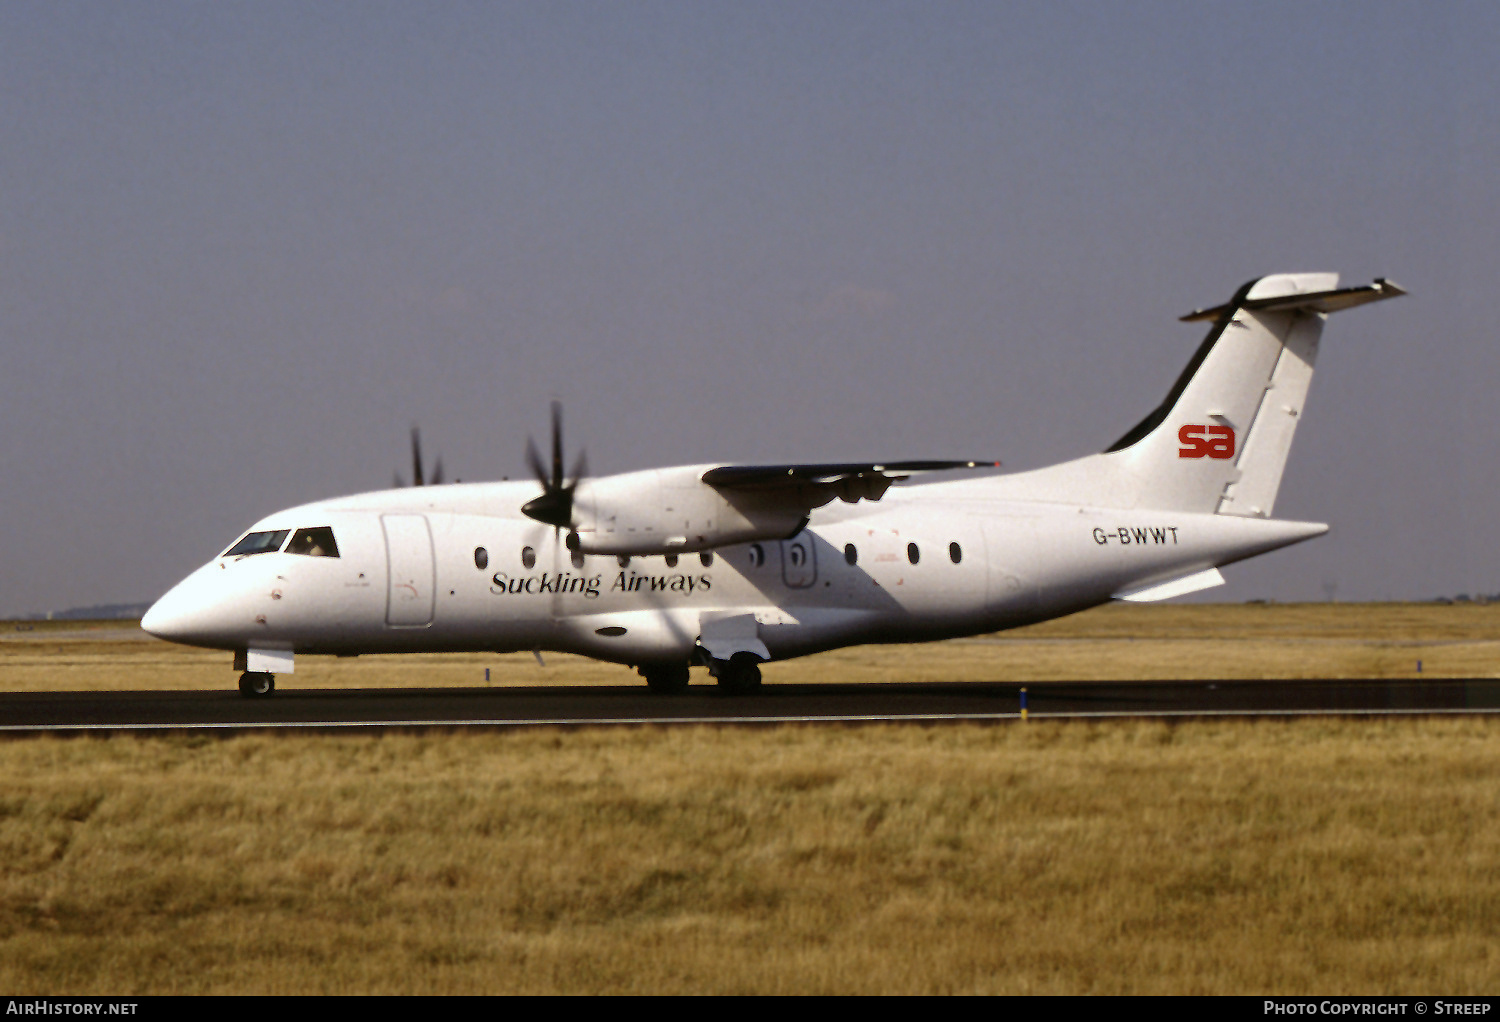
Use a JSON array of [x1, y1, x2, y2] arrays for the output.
[[238, 672, 275, 698], [712, 652, 762, 695], [637, 653, 765, 695], [638, 663, 691, 694]]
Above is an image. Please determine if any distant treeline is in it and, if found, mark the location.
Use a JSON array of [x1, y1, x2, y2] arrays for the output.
[[27, 602, 153, 621]]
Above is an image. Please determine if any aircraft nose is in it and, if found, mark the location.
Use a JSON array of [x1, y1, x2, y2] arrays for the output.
[[141, 564, 247, 647], [141, 579, 202, 641]]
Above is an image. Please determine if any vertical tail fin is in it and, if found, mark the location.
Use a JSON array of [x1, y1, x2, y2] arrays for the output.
[[1099, 274, 1404, 516]]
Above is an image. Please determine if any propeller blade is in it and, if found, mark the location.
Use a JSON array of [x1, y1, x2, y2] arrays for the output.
[[521, 401, 588, 532], [394, 425, 447, 487], [550, 400, 564, 490], [525, 437, 549, 489]]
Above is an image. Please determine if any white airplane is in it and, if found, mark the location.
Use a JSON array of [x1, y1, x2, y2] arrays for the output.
[[142, 273, 1403, 697]]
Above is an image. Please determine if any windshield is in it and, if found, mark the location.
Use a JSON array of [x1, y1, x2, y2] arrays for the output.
[[285, 526, 339, 558], [222, 529, 290, 558]]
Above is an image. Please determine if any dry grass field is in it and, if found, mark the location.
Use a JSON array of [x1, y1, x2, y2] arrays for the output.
[[0, 603, 1498, 994], [0, 720, 1496, 994]]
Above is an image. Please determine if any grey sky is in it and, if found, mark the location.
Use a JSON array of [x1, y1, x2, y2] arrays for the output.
[[1, 1, 1496, 617]]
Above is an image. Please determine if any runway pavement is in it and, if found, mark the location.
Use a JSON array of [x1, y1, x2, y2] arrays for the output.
[[3, 678, 1499, 733]]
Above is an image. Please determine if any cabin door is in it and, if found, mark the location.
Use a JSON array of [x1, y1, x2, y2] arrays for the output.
[[383, 514, 435, 627]]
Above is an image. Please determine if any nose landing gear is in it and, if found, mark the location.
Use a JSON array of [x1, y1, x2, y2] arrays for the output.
[[234, 648, 292, 698], [238, 672, 275, 698]]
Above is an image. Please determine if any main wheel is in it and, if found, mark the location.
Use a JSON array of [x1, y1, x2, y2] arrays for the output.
[[715, 653, 762, 695], [238, 671, 275, 698], [640, 663, 690, 694]]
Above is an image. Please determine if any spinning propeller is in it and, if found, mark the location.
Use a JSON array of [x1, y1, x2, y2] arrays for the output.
[[522, 401, 587, 534], [394, 426, 444, 487]]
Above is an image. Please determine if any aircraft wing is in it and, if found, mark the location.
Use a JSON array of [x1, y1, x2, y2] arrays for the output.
[[701, 460, 997, 506]]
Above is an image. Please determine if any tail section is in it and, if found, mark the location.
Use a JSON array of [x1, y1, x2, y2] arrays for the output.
[[1000, 274, 1403, 514], [1106, 273, 1403, 515]]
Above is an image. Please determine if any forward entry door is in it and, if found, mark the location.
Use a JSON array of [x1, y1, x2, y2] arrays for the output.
[[383, 514, 435, 627]]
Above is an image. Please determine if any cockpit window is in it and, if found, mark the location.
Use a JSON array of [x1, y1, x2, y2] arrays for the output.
[[223, 529, 290, 558], [286, 526, 340, 558]]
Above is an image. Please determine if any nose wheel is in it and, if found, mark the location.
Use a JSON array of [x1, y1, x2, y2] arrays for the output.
[[238, 672, 275, 698]]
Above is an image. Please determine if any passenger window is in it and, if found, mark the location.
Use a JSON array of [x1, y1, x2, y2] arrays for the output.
[[665, 553, 679, 568], [844, 543, 857, 566], [475, 547, 489, 570], [522, 546, 537, 570], [907, 542, 920, 565], [223, 529, 290, 558], [285, 527, 340, 558], [700, 551, 714, 567], [949, 542, 962, 564]]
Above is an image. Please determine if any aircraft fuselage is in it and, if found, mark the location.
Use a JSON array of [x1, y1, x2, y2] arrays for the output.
[[145, 473, 1323, 666]]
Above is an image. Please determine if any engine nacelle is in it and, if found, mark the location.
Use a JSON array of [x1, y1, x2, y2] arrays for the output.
[[570, 465, 809, 556]]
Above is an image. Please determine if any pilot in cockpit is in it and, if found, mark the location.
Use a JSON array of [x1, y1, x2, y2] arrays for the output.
[[287, 527, 339, 558]]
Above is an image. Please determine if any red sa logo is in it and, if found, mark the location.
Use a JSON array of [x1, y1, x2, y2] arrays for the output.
[[1178, 424, 1235, 460]]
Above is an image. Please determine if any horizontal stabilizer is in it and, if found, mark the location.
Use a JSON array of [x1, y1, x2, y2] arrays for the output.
[[1181, 277, 1405, 323]]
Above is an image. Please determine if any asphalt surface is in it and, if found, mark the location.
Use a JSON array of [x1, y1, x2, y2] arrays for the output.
[[3, 678, 1499, 732]]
